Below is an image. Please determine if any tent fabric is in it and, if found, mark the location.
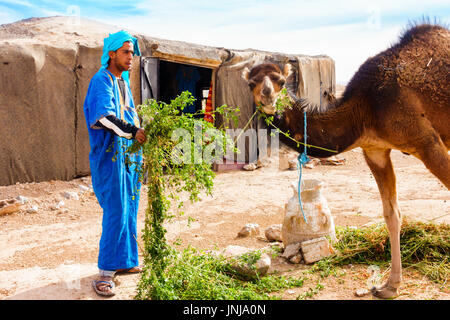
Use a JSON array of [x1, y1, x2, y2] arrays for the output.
[[297, 56, 335, 108], [137, 34, 228, 68], [0, 42, 78, 185]]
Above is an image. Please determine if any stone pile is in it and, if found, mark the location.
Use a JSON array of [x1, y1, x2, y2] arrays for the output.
[[235, 220, 335, 269], [0, 178, 94, 217], [280, 237, 334, 264]]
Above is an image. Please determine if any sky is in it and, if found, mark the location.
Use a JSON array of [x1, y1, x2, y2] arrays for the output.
[[1, 0, 449, 84]]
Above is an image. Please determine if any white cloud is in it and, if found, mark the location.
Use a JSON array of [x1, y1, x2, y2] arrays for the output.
[[107, 2, 419, 84], [0, 6, 23, 24], [2, 0, 449, 83], [0, 0, 35, 8]]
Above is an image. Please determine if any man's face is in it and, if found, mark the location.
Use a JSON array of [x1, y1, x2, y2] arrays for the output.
[[109, 41, 134, 72]]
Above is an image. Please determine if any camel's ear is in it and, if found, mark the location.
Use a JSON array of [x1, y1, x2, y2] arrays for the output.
[[242, 67, 250, 82], [283, 63, 292, 78]]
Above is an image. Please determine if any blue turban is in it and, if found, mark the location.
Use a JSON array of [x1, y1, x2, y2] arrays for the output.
[[100, 30, 141, 85]]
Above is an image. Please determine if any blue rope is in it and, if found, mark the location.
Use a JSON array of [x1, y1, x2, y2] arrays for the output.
[[297, 110, 310, 223]]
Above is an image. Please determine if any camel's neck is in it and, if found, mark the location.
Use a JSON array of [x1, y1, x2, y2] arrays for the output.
[[274, 98, 363, 158]]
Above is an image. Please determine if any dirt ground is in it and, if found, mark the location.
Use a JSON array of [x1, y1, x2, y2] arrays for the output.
[[0, 147, 448, 300]]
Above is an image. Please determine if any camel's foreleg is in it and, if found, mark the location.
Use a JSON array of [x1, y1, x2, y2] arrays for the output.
[[414, 134, 450, 190], [363, 148, 402, 299]]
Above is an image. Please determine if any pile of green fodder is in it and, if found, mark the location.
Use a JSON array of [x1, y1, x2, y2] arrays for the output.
[[130, 92, 304, 300], [136, 246, 305, 300], [328, 219, 449, 284]]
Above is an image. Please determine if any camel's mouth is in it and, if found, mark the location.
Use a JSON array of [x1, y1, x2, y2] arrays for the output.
[[256, 96, 277, 115], [259, 104, 276, 115]]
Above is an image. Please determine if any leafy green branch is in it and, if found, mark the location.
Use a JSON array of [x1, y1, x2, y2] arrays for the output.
[[258, 88, 338, 154]]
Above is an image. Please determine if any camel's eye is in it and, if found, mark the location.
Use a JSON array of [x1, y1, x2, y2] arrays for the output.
[[248, 80, 256, 90], [269, 73, 281, 82], [269, 73, 285, 87]]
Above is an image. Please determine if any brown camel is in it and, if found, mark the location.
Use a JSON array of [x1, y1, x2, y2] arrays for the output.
[[242, 23, 450, 299]]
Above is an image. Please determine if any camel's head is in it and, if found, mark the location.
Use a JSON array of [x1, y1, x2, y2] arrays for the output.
[[242, 62, 292, 114]]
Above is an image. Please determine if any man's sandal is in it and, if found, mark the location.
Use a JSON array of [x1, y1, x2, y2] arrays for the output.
[[92, 279, 115, 297]]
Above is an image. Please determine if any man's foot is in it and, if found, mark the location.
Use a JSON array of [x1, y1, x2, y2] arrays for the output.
[[92, 276, 115, 297], [115, 266, 143, 274]]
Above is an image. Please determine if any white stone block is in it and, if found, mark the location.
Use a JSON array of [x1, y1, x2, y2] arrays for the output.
[[78, 185, 90, 192], [27, 205, 39, 214], [63, 191, 79, 200], [300, 237, 333, 264], [16, 195, 28, 204]]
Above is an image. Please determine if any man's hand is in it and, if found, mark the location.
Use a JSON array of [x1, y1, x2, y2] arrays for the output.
[[135, 128, 147, 144]]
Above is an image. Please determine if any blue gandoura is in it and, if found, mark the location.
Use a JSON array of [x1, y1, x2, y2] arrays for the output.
[[83, 31, 143, 274]]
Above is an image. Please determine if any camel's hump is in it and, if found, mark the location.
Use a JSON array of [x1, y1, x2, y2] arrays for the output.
[[397, 22, 449, 47]]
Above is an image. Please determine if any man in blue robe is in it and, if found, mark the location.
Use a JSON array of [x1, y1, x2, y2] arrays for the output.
[[83, 31, 147, 296]]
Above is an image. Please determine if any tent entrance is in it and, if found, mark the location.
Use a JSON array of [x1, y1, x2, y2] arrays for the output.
[[141, 57, 214, 118]]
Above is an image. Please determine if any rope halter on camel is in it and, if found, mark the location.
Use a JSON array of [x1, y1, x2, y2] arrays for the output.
[[296, 80, 323, 224], [297, 110, 310, 223]]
